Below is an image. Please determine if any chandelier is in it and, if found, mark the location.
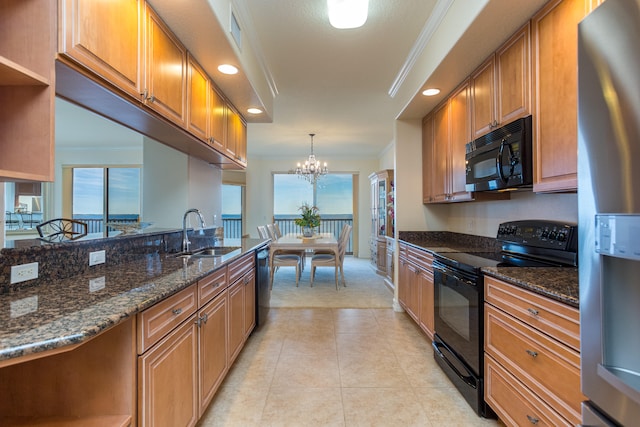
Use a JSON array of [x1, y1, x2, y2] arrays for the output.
[[293, 133, 329, 184]]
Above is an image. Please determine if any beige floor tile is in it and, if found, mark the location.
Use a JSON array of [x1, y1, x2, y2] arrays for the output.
[[338, 348, 410, 388], [333, 308, 381, 335], [261, 386, 345, 427], [395, 351, 455, 388], [415, 386, 501, 426], [198, 383, 269, 427], [271, 352, 341, 388], [342, 387, 433, 427]]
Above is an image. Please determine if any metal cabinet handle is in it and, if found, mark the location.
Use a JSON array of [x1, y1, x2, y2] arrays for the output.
[[196, 313, 208, 327], [172, 308, 182, 315], [527, 308, 539, 316], [525, 349, 538, 358], [526, 414, 539, 424]]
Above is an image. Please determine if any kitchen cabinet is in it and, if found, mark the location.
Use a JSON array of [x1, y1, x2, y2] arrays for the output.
[[369, 170, 394, 275], [187, 54, 209, 141], [0, 319, 136, 427], [59, 0, 142, 100], [397, 242, 434, 339], [484, 275, 584, 425], [423, 81, 474, 203], [227, 252, 256, 363], [225, 105, 248, 166], [384, 236, 395, 290], [143, 3, 187, 128], [208, 85, 227, 151], [0, 0, 56, 182], [531, 0, 588, 192], [471, 23, 531, 140]]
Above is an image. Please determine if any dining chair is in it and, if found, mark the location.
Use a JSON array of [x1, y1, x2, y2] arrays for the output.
[[268, 222, 306, 269], [309, 224, 352, 289], [259, 226, 302, 288]]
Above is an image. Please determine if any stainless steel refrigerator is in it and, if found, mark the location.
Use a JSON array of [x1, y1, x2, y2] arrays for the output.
[[578, 0, 640, 425]]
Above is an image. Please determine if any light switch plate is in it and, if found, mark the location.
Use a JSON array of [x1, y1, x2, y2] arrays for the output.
[[89, 250, 106, 266], [10, 262, 39, 284]]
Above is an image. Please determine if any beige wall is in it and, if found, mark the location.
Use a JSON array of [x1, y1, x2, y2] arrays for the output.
[[245, 155, 379, 259]]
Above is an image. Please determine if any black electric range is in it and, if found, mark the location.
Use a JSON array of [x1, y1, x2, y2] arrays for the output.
[[431, 220, 577, 418]]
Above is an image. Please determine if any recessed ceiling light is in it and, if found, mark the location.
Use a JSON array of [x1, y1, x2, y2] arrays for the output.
[[247, 108, 263, 114], [422, 88, 440, 96], [327, 0, 369, 29], [218, 64, 239, 75]]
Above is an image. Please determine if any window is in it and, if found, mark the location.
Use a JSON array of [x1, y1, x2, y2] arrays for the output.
[[70, 167, 141, 234], [273, 173, 355, 254], [3, 182, 44, 231], [222, 184, 243, 238]]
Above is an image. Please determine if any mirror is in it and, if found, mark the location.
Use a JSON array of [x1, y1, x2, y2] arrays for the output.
[[3, 97, 221, 248]]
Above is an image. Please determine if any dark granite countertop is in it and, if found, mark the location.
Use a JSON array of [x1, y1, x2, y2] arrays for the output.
[[481, 266, 579, 308], [399, 233, 579, 308], [0, 238, 268, 363]]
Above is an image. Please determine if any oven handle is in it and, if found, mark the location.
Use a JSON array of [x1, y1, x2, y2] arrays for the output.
[[432, 340, 478, 389], [432, 264, 477, 287]]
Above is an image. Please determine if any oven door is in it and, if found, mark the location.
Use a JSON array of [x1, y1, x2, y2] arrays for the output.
[[433, 261, 481, 375]]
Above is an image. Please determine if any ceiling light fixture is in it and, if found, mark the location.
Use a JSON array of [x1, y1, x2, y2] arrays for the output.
[[327, 0, 369, 29], [247, 108, 263, 114], [422, 88, 440, 96], [218, 64, 238, 75], [292, 133, 328, 184]]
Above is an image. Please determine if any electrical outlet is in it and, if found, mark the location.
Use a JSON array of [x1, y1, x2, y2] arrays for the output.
[[10, 262, 39, 284], [467, 219, 476, 233], [89, 276, 106, 292], [89, 250, 106, 266]]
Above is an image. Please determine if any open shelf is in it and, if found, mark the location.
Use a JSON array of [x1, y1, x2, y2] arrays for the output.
[[0, 56, 49, 86], [0, 415, 131, 427]]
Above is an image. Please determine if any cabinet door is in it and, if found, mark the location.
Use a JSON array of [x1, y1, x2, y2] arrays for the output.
[[448, 79, 474, 202], [225, 105, 239, 160], [496, 22, 531, 126], [138, 317, 198, 427], [397, 256, 410, 312], [235, 116, 247, 166], [406, 262, 421, 323], [243, 271, 256, 338], [208, 86, 227, 150], [418, 268, 434, 339], [422, 114, 435, 203], [144, 4, 187, 127], [532, 0, 586, 192], [471, 55, 497, 139], [431, 101, 450, 202], [187, 54, 209, 141], [227, 279, 245, 364], [60, 0, 141, 100], [198, 291, 228, 416]]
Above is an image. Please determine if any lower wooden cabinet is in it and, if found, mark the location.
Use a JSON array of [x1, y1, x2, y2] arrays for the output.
[[228, 277, 246, 364], [138, 315, 199, 427], [484, 275, 584, 425], [397, 242, 435, 339]]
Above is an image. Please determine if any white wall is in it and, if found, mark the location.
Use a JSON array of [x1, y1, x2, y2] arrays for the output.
[[245, 155, 379, 258], [187, 156, 222, 226]]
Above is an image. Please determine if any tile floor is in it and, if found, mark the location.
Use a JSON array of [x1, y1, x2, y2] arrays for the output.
[[197, 307, 503, 426]]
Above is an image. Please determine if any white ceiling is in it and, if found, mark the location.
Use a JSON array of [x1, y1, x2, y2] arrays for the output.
[[57, 0, 549, 161]]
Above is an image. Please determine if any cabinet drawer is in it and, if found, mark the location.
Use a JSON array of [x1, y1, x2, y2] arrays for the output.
[[398, 242, 408, 259], [407, 246, 433, 270], [485, 354, 571, 427], [485, 276, 580, 351], [485, 304, 583, 424], [198, 267, 227, 307], [228, 252, 254, 284], [137, 285, 198, 354]]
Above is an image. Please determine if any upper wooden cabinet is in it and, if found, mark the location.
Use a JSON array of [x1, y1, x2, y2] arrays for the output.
[[471, 23, 531, 140], [208, 85, 227, 152], [187, 54, 209, 141], [226, 105, 247, 166], [423, 80, 473, 204], [532, 0, 587, 192], [143, 4, 187, 128], [59, 0, 142, 100], [0, 0, 56, 182]]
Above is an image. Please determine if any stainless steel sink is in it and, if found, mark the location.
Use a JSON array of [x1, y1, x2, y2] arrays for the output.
[[173, 246, 241, 259]]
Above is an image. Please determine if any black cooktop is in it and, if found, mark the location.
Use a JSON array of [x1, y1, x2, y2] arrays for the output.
[[433, 251, 503, 275]]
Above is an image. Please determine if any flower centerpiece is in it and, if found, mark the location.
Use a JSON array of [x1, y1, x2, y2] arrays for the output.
[[294, 203, 321, 237]]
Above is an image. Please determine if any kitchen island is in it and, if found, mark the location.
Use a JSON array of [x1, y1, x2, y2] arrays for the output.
[[0, 236, 268, 427]]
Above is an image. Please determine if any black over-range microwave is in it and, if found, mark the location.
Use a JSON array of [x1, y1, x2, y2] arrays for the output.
[[465, 115, 533, 192]]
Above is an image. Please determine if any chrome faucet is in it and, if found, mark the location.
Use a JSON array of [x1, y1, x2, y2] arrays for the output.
[[182, 208, 206, 252]]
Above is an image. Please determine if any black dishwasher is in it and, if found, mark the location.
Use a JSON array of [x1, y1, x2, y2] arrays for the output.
[[255, 245, 270, 328]]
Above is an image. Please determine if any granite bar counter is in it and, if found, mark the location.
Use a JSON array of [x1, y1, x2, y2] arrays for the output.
[[0, 237, 268, 363]]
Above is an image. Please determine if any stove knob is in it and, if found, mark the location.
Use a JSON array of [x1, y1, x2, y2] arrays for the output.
[[557, 231, 567, 242]]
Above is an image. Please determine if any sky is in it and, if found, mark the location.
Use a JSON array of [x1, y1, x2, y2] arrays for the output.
[[72, 168, 141, 215], [273, 173, 353, 215]]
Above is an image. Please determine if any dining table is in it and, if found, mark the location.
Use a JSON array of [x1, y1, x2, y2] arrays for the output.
[[268, 232, 339, 272]]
